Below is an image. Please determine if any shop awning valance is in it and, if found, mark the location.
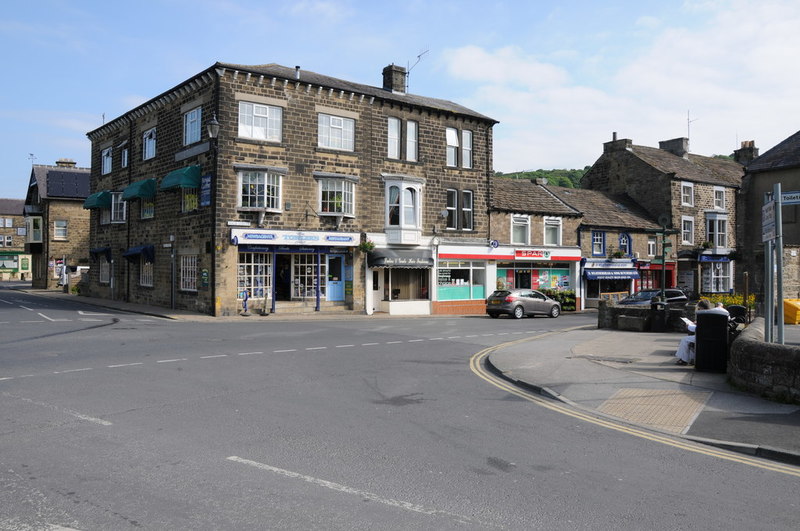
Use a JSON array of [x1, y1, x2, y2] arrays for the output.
[[367, 249, 433, 268], [122, 178, 157, 200], [83, 191, 111, 209], [160, 166, 201, 190], [122, 245, 155, 263], [584, 269, 640, 280], [90, 247, 112, 262]]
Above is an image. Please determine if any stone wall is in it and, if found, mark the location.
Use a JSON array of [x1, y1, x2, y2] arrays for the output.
[[597, 300, 688, 332], [729, 318, 800, 404]]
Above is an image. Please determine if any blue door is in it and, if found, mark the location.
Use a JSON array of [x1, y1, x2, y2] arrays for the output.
[[326, 255, 344, 301]]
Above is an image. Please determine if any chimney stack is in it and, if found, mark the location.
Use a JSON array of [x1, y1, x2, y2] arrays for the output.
[[382, 64, 407, 94], [733, 140, 759, 166], [295, 66, 301, 80], [55, 158, 76, 168], [659, 137, 689, 158]]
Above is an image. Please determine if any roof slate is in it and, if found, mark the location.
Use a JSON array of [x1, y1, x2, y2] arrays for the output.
[[490, 178, 579, 216], [217, 62, 498, 123], [544, 186, 661, 230], [746, 129, 800, 173], [0, 198, 25, 216], [630, 145, 744, 187]]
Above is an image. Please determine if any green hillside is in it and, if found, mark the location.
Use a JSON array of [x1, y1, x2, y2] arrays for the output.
[[495, 167, 590, 188]]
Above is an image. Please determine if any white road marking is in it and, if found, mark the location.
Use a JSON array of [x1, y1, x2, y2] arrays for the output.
[[464, 335, 478, 338], [361, 342, 379, 346], [108, 363, 143, 368], [78, 310, 112, 316], [274, 349, 297, 353], [38, 312, 70, 322], [3, 392, 112, 426], [157, 358, 187, 363], [53, 368, 92, 374], [429, 337, 444, 341], [19, 305, 35, 311], [200, 354, 229, 359], [447, 336, 461, 339], [306, 346, 327, 351], [0, 299, 13, 304], [335, 344, 355, 348], [386, 341, 402, 344], [226, 456, 487, 525], [237, 351, 264, 356], [79, 318, 103, 322], [22, 320, 45, 323], [408, 339, 424, 342]]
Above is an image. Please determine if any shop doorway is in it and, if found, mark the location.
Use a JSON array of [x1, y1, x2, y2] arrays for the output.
[[326, 254, 344, 301], [275, 254, 292, 301]]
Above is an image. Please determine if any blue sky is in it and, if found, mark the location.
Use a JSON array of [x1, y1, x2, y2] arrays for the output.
[[2, 0, 799, 198]]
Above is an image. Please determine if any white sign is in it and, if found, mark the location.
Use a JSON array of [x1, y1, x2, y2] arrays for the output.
[[762, 201, 776, 242], [230, 228, 359, 247], [782, 191, 800, 205]]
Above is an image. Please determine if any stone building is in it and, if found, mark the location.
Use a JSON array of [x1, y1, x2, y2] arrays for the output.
[[0, 198, 31, 280], [487, 178, 582, 305], [489, 178, 663, 309], [544, 185, 663, 307], [738, 133, 800, 300], [582, 134, 750, 298], [84, 62, 497, 316], [22, 160, 91, 289]]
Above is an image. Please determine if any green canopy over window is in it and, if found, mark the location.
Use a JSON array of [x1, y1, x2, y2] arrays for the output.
[[83, 190, 111, 209], [122, 178, 157, 200], [160, 166, 201, 190]]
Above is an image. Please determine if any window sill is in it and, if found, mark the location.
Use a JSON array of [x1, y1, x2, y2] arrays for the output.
[[236, 136, 283, 147], [316, 147, 357, 156]]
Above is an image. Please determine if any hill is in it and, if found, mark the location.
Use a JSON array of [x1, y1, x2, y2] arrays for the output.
[[495, 167, 590, 188]]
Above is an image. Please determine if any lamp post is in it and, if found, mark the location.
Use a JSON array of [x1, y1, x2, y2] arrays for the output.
[[207, 113, 220, 145], [207, 112, 220, 315]]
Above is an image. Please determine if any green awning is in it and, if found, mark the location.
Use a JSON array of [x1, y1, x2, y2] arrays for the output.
[[83, 190, 111, 209], [122, 178, 157, 200], [160, 166, 201, 190]]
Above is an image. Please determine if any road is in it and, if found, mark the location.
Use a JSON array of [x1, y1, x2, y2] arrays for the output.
[[1, 289, 798, 530]]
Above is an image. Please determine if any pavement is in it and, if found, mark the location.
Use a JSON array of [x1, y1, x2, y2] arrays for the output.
[[4, 281, 800, 466]]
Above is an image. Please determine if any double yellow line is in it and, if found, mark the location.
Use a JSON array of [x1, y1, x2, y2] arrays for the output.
[[469, 330, 800, 478]]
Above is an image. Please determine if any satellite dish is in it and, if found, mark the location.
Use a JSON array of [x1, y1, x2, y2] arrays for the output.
[[658, 214, 671, 228]]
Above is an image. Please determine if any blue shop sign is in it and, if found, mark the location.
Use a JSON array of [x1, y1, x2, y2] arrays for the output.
[[698, 255, 730, 262]]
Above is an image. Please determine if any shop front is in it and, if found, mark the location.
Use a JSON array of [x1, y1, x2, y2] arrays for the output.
[[495, 247, 581, 309], [230, 228, 358, 313], [699, 254, 733, 294], [433, 244, 514, 315], [367, 247, 434, 315], [582, 258, 640, 307], [635, 260, 677, 291]]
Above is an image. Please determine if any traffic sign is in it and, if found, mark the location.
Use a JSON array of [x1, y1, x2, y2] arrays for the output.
[[762, 201, 776, 242]]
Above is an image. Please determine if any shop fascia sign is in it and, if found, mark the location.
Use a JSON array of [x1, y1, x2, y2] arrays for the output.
[[230, 228, 359, 247], [514, 247, 581, 261], [584, 258, 634, 268]]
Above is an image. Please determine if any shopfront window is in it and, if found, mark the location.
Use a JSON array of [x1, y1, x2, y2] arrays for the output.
[[496, 263, 571, 292], [702, 261, 731, 293], [437, 260, 485, 300], [238, 252, 272, 299], [383, 268, 429, 300]]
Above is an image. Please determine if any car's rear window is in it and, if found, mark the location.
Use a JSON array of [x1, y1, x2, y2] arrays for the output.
[[490, 291, 511, 297]]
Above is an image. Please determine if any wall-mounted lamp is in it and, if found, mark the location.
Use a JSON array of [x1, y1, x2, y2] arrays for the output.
[[207, 113, 220, 140]]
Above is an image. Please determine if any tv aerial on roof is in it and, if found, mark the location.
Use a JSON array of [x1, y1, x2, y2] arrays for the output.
[[405, 49, 429, 92]]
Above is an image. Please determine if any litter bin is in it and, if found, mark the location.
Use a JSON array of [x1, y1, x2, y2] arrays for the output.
[[650, 300, 668, 332], [694, 312, 729, 372]]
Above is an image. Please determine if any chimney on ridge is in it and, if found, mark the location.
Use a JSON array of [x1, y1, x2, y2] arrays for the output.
[[659, 137, 689, 158], [55, 158, 77, 168], [382, 64, 407, 94], [733, 140, 759, 165]]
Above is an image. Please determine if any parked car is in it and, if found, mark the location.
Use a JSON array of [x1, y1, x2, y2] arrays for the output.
[[486, 289, 561, 319], [617, 288, 688, 306]]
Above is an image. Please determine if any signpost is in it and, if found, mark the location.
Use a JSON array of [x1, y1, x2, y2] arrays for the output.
[[763, 185, 786, 344]]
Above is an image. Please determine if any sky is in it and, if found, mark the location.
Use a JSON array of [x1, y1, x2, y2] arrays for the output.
[[2, 0, 799, 199]]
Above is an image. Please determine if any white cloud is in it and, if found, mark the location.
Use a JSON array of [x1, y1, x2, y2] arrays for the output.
[[441, 1, 800, 172]]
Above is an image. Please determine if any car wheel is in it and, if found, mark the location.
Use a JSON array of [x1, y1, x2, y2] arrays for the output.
[[488, 312, 499, 318], [512, 305, 524, 319], [549, 305, 560, 318]]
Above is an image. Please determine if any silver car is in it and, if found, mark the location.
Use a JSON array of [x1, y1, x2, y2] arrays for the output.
[[486, 289, 561, 319]]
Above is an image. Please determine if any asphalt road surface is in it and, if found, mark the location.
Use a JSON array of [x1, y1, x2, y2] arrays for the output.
[[1, 290, 798, 530]]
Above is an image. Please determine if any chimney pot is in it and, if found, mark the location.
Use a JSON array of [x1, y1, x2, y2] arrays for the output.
[[295, 66, 300, 80]]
